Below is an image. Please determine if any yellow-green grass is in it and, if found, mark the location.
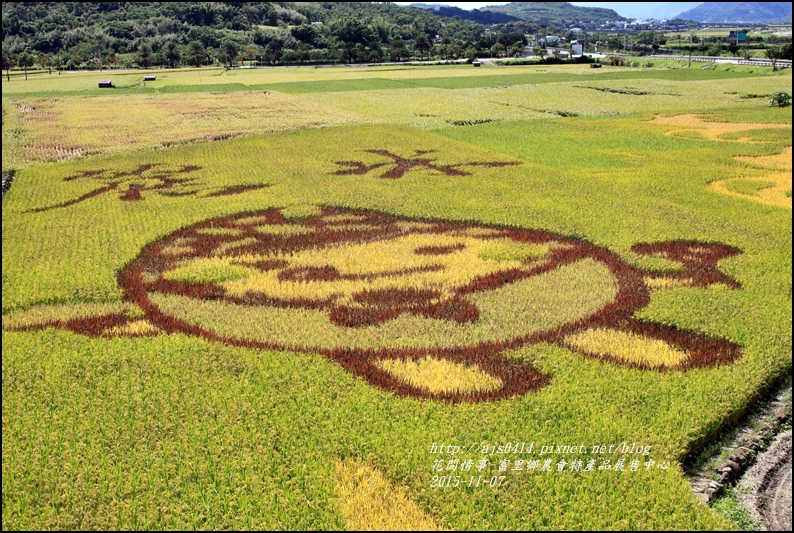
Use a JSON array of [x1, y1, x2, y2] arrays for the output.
[[0, 64, 528, 96], [148, 258, 615, 351], [566, 328, 690, 368], [721, 146, 793, 207], [335, 456, 442, 531], [664, 28, 772, 38], [164, 259, 251, 285], [195, 227, 244, 236], [2, 65, 791, 530], [640, 58, 791, 72], [2, 91, 372, 169], [1, 62, 718, 97], [720, 178, 779, 197], [376, 357, 503, 395], [1, 301, 142, 330], [254, 223, 316, 235], [651, 114, 792, 143], [302, 75, 791, 129], [208, 233, 550, 303], [1, 67, 227, 95], [105, 319, 160, 337], [4, 65, 788, 170], [280, 203, 323, 219]]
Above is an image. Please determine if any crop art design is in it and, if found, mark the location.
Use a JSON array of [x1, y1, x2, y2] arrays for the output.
[[26, 164, 270, 212], [333, 149, 521, 179], [11, 207, 744, 402], [651, 115, 792, 208]]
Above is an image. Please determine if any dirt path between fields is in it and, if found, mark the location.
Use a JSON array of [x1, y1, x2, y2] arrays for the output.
[[689, 383, 791, 529], [737, 430, 792, 530]]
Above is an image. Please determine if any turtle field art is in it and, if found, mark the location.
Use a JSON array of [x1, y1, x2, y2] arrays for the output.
[[3, 60, 791, 531], [12, 205, 744, 402]]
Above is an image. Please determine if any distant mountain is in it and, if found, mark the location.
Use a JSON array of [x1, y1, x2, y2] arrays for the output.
[[481, 2, 626, 26], [409, 4, 521, 24], [568, 3, 703, 21], [674, 2, 792, 23]]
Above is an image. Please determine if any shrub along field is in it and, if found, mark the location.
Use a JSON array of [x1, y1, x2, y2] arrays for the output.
[[2, 62, 791, 529]]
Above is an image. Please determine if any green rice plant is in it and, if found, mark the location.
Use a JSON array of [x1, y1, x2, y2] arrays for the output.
[[2, 91, 373, 168], [2, 62, 791, 531], [723, 179, 776, 196]]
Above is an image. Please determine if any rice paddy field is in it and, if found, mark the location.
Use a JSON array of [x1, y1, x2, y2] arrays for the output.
[[2, 61, 792, 530]]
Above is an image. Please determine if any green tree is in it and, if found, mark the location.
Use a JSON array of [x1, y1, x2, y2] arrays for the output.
[[163, 42, 181, 68], [185, 41, 206, 67], [136, 43, 153, 68], [221, 39, 239, 67], [490, 42, 505, 58], [264, 42, 280, 65], [707, 44, 723, 57], [769, 91, 791, 108], [414, 34, 431, 61], [37, 53, 51, 74], [241, 45, 260, 66], [764, 45, 786, 71], [635, 31, 656, 45], [510, 40, 524, 58], [464, 46, 477, 63], [17, 51, 34, 80], [440, 36, 452, 60], [49, 54, 61, 75], [2, 49, 15, 82], [390, 43, 408, 62]]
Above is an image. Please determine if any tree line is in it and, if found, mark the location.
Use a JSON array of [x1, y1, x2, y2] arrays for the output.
[[2, 1, 535, 74]]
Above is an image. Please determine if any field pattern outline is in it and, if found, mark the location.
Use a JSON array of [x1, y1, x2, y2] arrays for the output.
[[8, 206, 745, 403], [650, 114, 792, 208], [23, 163, 271, 213]]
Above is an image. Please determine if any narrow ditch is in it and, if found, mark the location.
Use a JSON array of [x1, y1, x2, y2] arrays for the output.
[[685, 376, 792, 529]]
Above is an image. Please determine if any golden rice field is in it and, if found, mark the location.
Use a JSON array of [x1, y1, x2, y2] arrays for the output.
[[2, 61, 792, 530]]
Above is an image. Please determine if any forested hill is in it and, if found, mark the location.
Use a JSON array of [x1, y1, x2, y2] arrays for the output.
[[674, 2, 793, 24], [482, 2, 625, 26], [409, 4, 522, 25], [2, 1, 515, 68]]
